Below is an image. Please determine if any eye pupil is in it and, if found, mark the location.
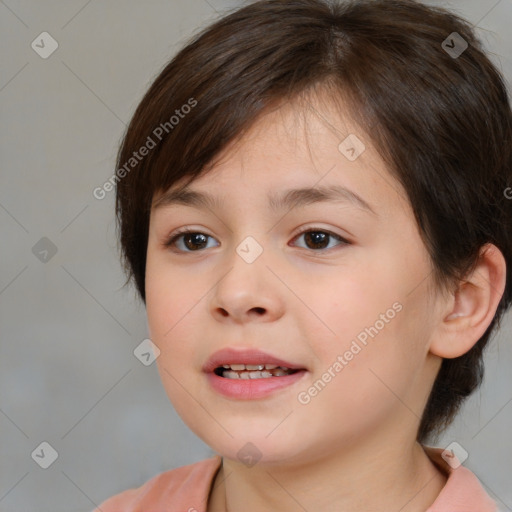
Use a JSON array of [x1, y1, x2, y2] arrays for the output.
[[184, 233, 208, 250], [304, 231, 329, 249]]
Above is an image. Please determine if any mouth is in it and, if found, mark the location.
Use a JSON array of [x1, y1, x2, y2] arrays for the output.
[[204, 348, 308, 399], [213, 364, 300, 379]]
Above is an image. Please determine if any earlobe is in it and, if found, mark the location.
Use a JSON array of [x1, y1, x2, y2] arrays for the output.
[[429, 243, 507, 359]]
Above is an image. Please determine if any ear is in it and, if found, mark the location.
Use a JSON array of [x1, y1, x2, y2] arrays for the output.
[[429, 243, 507, 359]]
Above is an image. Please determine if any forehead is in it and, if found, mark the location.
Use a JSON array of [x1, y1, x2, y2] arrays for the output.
[[151, 93, 407, 218]]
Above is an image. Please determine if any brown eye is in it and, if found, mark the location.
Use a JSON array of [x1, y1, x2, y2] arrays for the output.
[[165, 227, 349, 253], [292, 229, 349, 251], [166, 230, 218, 252]]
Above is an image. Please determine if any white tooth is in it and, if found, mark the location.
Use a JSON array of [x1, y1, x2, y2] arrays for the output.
[[273, 369, 288, 376], [223, 370, 241, 379], [222, 365, 230, 369], [230, 364, 246, 371], [261, 371, 272, 378], [281, 367, 289, 370], [240, 372, 251, 379], [264, 364, 278, 370], [246, 365, 264, 370]]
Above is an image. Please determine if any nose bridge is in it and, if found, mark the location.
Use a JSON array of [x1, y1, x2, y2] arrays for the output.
[[223, 232, 268, 297], [210, 231, 282, 321]]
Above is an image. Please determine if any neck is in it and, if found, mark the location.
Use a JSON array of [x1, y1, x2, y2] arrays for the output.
[[208, 439, 447, 512]]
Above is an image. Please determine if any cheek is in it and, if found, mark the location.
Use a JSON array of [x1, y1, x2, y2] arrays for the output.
[[294, 314, 426, 448], [145, 252, 203, 338], [145, 257, 206, 391], [306, 253, 430, 398], [304, 263, 400, 356], [145, 267, 208, 427]]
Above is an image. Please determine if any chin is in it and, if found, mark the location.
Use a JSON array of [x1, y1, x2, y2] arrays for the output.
[[198, 432, 308, 467]]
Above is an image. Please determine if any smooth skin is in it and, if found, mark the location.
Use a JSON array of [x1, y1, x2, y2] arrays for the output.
[[145, 91, 506, 512]]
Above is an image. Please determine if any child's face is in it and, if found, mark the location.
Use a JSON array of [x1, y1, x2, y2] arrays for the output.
[[145, 96, 446, 464]]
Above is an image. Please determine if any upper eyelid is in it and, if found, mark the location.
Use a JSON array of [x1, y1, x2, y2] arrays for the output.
[[167, 225, 348, 240]]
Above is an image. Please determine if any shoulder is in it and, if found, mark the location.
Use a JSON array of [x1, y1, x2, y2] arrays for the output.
[[92, 455, 222, 512], [423, 445, 498, 512]]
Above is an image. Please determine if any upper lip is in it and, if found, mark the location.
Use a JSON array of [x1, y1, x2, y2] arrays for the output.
[[203, 348, 306, 373]]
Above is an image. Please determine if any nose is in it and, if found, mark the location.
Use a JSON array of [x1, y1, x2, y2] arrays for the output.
[[210, 245, 285, 324]]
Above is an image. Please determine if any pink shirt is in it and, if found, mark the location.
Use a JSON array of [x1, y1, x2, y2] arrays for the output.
[[94, 446, 498, 511]]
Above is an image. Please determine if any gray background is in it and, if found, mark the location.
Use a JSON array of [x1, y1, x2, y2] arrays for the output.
[[1, 0, 511, 510]]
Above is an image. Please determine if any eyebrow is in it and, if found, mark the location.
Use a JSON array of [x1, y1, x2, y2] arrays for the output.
[[152, 184, 377, 216]]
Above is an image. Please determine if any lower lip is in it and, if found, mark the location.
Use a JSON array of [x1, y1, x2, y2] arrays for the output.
[[206, 370, 308, 400]]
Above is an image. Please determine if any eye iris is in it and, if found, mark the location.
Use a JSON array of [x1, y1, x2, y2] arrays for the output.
[[305, 231, 329, 249], [184, 233, 208, 250]]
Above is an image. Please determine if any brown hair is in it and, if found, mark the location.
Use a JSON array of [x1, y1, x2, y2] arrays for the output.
[[114, 0, 512, 443]]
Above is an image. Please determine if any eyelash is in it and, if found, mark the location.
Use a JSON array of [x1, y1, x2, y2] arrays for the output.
[[164, 227, 351, 253]]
